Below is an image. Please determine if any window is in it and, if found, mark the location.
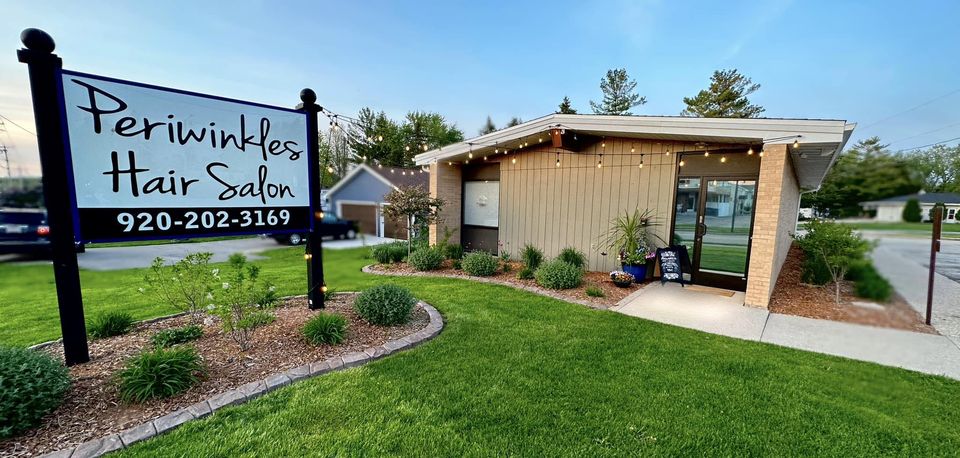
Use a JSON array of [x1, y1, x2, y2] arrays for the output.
[[463, 181, 499, 227]]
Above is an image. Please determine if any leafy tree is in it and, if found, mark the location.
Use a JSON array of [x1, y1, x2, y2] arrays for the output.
[[681, 69, 764, 118], [909, 144, 960, 192], [403, 111, 464, 158], [382, 185, 445, 255], [796, 220, 872, 304], [348, 108, 463, 168], [557, 96, 577, 114], [802, 137, 922, 218], [0, 186, 43, 208], [479, 116, 497, 135], [590, 68, 646, 115], [902, 198, 922, 222], [506, 117, 523, 128]]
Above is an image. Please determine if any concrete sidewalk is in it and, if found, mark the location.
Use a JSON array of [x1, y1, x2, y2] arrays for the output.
[[613, 282, 960, 380]]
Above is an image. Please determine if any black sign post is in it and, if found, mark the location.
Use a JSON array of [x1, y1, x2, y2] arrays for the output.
[[927, 206, 943, 325], [17, 29, 89, 365], [297, 89, 326, 310]]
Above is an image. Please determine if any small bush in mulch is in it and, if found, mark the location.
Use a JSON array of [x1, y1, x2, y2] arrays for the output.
[[852, 264, 893, 302], [372, 242, 409, 264], [502, 262, 513, 273], [461, 251, 499, 277], [585, 285, 605, 298], [520, 244, 544, 270], [442, 243, 464, 260], [517, 266, 534, 280], [241, 311, 276, 329], [535, 259, 584, 290], [302, 313, 348, 345], [452, 259, 462, 270], [0, 346, 70, 439], [408, 247, 445, 271], [88, 310, 136, 339], [354, 284, 416, 325], [117, 346, 205, 403], [557, 247, 587, 269], [151, 325, 203, 348]]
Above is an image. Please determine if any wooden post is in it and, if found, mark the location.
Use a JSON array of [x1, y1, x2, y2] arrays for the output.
[[17, 28, 89, 365], [296, 89, 325, 309], [926, 206, 943, 325]]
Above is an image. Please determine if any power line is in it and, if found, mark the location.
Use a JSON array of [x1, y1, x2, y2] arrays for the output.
[[897, 136, 960, 153], [887, 120, 960, 145], [0, 114, 35, 136], [858, 88, 960, 131]]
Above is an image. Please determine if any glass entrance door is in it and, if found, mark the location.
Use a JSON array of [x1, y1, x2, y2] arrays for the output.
[[672, 177, 757, 291]]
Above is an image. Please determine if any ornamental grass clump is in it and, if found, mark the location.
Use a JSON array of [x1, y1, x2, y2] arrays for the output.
[[557, 247, 587, 269], [534, 259, 584, 290], [87, 310, 136, 339], [117, 346, 204, 403], [151, 325, 203, 348], [461, 251, 499, 277], [0, 346, 70, 439], [302, 313, 348, 345], [354, 284, 416, 326], [407, 247, 445, 271], [520, 244, 544, 270]]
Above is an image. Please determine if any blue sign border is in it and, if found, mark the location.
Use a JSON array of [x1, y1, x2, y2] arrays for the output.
[[55, 69, 314, 244]]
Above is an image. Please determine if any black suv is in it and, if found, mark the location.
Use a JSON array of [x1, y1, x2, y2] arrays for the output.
[[0, 208, 51, 255], [272, 213, 358, 245]]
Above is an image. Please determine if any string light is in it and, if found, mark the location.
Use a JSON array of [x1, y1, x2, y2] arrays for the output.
[[556, 152, 560, 167], [639, 154, 644, 169], [405, 146, 410, 151], [390, 169, 394, 173], [326, 165, 334, 173], [448, 161, 453, 166], [720, 156, 727, 163], [704, 151, 710, 157], [747, 147, 754, 155], [679, 159, 686, 167], [793, 139, 800, 149], [759, 150, 765, 157], [483, 156, 488, 161], [597, 153, 603, 168], [362, 155, 367, 161], [512, 157, 517, 164], [423, 144, 429, 151], [377, 135, 383, 142]]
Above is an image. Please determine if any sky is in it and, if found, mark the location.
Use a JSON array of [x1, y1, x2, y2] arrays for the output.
[[1, 0, 958, 176]]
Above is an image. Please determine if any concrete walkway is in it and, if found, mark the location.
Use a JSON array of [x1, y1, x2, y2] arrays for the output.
[[613, 282, 960, 380]]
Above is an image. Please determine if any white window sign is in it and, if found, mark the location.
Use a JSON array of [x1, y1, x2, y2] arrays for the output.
[[463, 181, 499, 227], [58, 70, 311, 242]]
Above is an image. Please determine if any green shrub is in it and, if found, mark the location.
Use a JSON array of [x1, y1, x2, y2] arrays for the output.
[[795, 220, 872, 303], [0, 347, 70, 439], [452, 259, 462, 270], [388, 242, 410, 263], [354, 284, 416, 325], [502, 262, 513, 273], [239, 311, 275, 329], [902, 198, 922, 223], [461, 251, 499, 277], [443, 243, 464, 260], [88, 310, 136, 339], [302, 313, 348, 345], [520, 244, 544, 270], [407, 247, 444, 271], [853, 264, 893, 302], [151, 325, 203, 348], [371, 244, 392, 264], [117, 346, 204, 403], [585, 285, 605, 297], [517, 266, 534, 280], [323, 287, 337, 302], [534, 259, 584, 290], [557, 247, 587, 269], [801, 256, 832, 285]]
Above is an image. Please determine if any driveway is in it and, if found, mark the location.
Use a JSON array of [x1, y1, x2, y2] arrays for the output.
[[865, 232, 960, 341], [3, 235, 396, 271]]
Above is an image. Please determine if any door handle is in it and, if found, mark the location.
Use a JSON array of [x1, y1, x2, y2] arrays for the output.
[[698, 223, 707, 237]]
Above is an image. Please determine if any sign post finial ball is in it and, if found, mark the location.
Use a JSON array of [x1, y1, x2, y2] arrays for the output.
[[20, 28, 55, 54], [299, 88, 317, 105]]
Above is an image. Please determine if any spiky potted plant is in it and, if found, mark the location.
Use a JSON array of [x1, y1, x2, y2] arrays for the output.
[[602, 209, 662, 283]]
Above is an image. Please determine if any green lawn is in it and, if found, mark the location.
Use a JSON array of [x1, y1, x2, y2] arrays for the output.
[[3, 248, 960, 455], [87, 235, 254, 249]]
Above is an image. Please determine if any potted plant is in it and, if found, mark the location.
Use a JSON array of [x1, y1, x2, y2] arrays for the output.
[[610, 270, 635, 288], [602, 209, 662, 283]]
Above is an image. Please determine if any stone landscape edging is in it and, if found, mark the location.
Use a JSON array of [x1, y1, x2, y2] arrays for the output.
[[41, 301, 444, 458], [362, 264, 610, 310]]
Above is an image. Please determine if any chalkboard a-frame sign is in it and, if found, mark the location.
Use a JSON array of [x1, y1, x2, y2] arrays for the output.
[[18, 28, 327, 365], [656, 247, 686, 286]]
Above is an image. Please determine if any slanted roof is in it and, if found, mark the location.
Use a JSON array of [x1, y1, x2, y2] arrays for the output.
[[862, 192, 960, 206], [326, 163, 428, 198], [414, 113, 856, 190]]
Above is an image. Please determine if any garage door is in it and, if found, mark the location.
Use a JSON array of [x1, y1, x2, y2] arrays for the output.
[[340, 204, 377, 235]]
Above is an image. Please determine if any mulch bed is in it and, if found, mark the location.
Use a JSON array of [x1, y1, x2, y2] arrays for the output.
[[374, 260, 646, 309], [769, 245, 935, 334], [1, 294, 429, 457]]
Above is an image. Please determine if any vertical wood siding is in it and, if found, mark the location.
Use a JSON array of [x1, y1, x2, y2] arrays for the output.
[[494, 137, 713, 271]]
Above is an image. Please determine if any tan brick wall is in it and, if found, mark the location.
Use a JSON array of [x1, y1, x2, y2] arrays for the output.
[[744, 144, 800, 308], [429, 162, 462, 245]]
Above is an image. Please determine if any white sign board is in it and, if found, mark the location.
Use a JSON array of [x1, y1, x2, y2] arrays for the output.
[[58, 70, 311, 242], [463, 181, 499, 227]]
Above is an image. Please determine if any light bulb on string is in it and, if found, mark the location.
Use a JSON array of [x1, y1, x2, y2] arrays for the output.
[[679, 160, 686, 167], [597, 153, 603, 168], [747, 147, 754, 155], [377, 135, 383, 142], [639, 154, 644, 169], [704, 151, 710, 157], [327, 165, 334, 174], [556, 152, 560, 167], [405, 145, 410, 151], [511, 157, 516, 164], [793, 138, 800, 149], [720, 156, 727, 163], [759, 150, 765, 157], [423, 144, 428, 151]]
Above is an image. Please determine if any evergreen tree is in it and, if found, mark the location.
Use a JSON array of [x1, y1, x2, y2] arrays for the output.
[[557, 96, 577, 114], [902, 198, 922, 222], [506, 117, 523, 128], [681, 69, 764, 118], [589, 68, 646, 115], [479, 116, 497, 135]]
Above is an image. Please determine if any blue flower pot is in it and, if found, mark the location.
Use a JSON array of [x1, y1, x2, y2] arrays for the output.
[[622, 264, 647, 283]]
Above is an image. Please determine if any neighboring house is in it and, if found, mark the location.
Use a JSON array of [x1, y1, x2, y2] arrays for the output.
[[326, 163, 429, 239], [415, 114, 855, 308], [861, 191, 960, 223]]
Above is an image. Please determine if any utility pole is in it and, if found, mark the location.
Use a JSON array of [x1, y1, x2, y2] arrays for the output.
[[0, 144, 11, 178]]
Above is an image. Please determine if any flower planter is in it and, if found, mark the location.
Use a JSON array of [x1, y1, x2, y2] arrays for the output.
[[610, 270, 635, 287], [622, 264, 647, 283]]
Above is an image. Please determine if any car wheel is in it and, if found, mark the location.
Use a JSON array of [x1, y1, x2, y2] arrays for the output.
[[288, 233, 303, 245], [347, 229, 357, 240]]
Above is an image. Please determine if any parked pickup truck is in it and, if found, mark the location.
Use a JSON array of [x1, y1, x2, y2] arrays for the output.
[[272, 213, 358, 245]]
